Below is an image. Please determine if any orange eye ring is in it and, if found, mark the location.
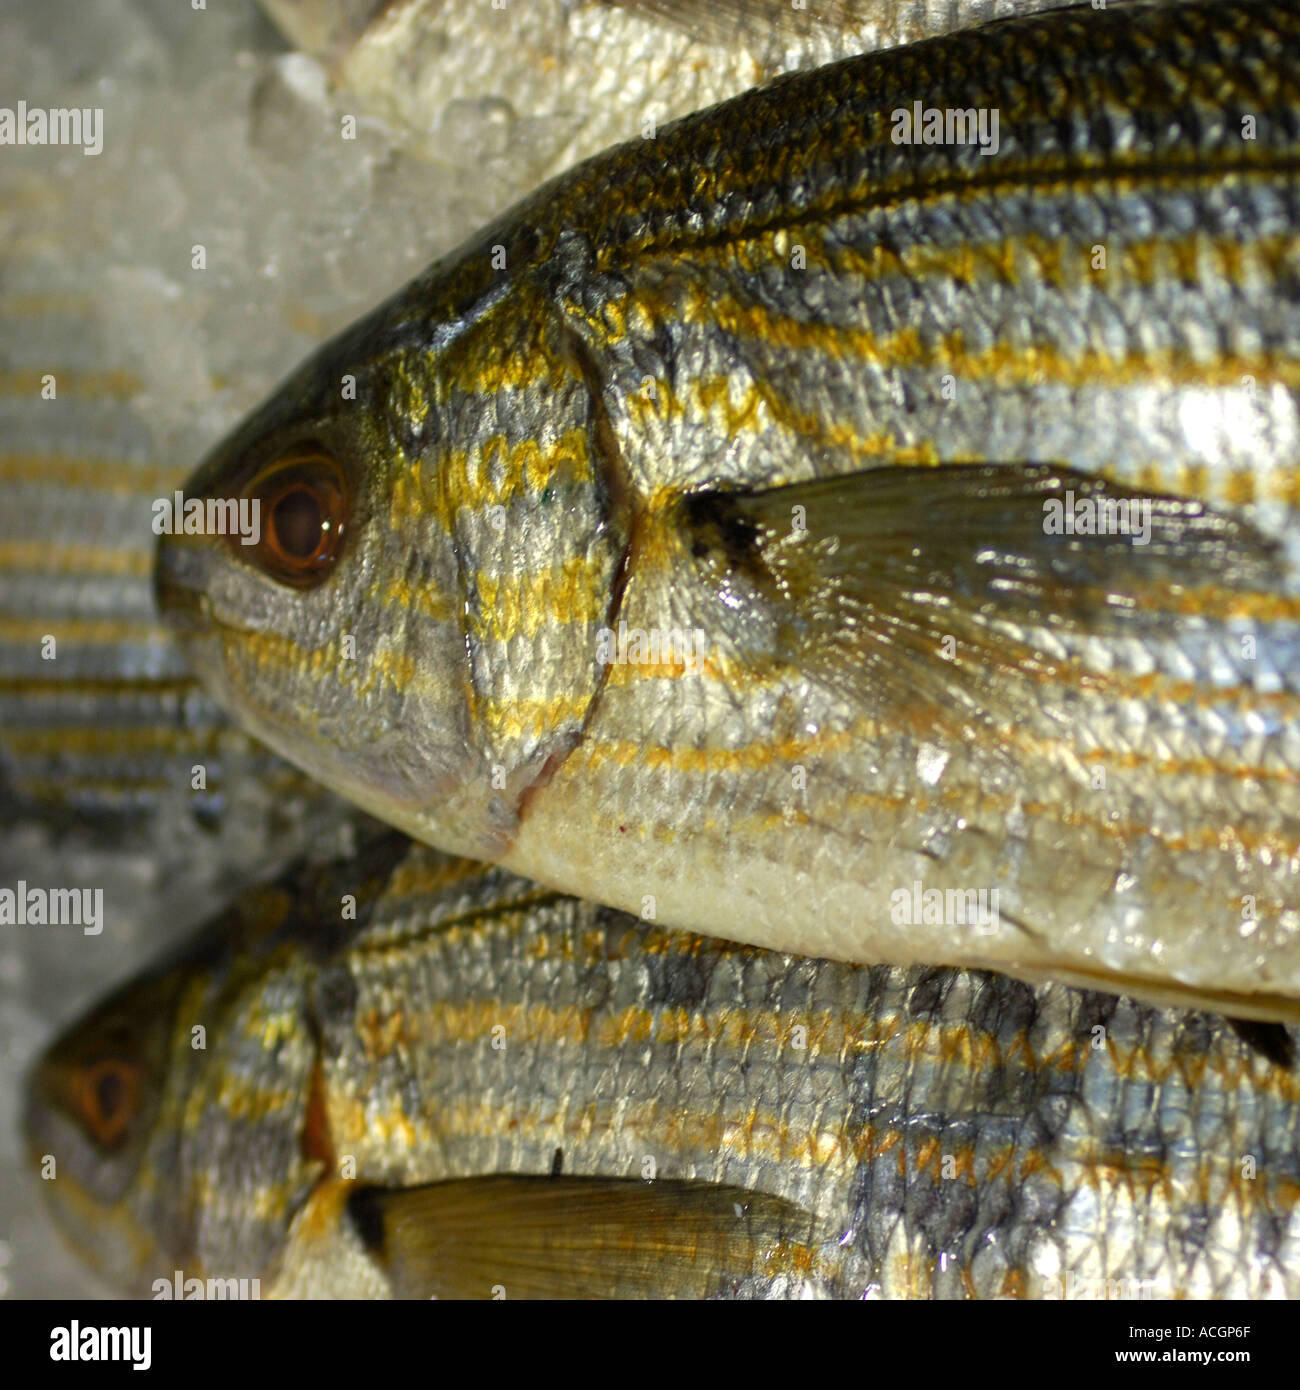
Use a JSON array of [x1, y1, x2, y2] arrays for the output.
[[241, 449, 349, 588], [78, 1057, 140, 1149]]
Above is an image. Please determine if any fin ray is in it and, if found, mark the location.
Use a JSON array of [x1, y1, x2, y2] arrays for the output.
[[350, 1175, 820, 1300], [681, 463, 1282, 727]]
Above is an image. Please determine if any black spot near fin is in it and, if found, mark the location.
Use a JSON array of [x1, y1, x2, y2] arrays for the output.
[[1227, 1017, 1295, 1069]]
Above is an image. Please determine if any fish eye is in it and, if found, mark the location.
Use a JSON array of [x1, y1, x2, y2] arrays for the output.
[[76, 1057, 140, 1149], [241, 449, 348, 588]]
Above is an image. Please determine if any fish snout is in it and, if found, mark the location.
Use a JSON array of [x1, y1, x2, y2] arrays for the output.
[[153, 530, 217, 633]]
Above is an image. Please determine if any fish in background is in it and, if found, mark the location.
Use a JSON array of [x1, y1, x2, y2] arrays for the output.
[[0, 4, 382, 909], [25, 830, 1300, 1299], [0, 0, 429, 1299], [159, 0, 1300, 1021]]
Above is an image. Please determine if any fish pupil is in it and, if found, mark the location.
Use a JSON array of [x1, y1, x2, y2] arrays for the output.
[[240, 449, 347, 587], [80, 1057, 137, 1146], [95, 1069, 123, 1119], [273, 486, 326, 559]]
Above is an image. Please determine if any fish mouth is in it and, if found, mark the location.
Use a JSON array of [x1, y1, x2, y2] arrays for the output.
[[23, 1055, 149, 1292], [24, 1048, 60, 1177], [153, 532, 217, 635]]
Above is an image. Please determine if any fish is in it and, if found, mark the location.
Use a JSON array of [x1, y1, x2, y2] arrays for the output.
[[1, 1, 1053, 890], [25, 828, 1300, 1299], [156, 0, 1300, 1023]]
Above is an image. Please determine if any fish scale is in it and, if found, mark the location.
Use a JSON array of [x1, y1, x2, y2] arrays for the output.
[[25, 833, 1300, 1297]]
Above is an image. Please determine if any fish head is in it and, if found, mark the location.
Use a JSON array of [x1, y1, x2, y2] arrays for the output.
[[25, 883, 326, 1295], [156, 252, 625, 863], [153, 294, 507, 860], [24, 960, 194, 1292]]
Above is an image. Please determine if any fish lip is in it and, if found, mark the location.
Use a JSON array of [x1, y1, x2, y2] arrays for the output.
[[153, 534, 215, 634], [22, 1054, 95, 1263], [23, 1048, 55, 1171]]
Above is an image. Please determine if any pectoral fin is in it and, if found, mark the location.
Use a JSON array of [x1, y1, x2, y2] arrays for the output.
[[348, 1175, 819, 1299], [680, 463, 1281, 729]]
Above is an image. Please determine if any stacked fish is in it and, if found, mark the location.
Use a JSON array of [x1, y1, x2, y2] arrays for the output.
[[10, 0, 1300, 1297]]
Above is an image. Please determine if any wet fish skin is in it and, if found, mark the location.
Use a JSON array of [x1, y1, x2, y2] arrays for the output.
[[25, 831, 1300, 1299], [158, 0, 1300, 1018]]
